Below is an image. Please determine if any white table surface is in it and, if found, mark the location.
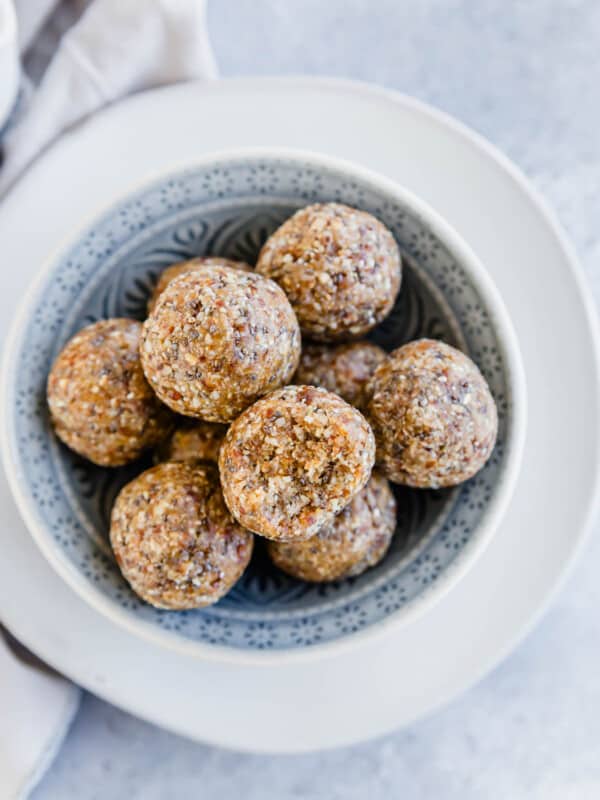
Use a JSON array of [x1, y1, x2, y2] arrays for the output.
[[31, 1, 600, 798]]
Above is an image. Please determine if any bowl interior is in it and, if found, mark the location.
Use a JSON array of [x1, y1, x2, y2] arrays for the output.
[[7, 156, 513, 653]]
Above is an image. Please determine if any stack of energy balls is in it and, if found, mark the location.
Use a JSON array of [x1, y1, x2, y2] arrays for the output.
[[46, 203, 498, 611]]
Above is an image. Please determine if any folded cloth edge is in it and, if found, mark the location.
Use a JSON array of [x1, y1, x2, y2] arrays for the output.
[[0, 0, 218, 196], [13, 683, 80, 800]]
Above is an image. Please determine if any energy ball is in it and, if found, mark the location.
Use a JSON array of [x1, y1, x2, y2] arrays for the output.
[[47, 318, 173, 467], [366, 338, 498, 488], [294, 340, 387, 410], [256, 203, 401, 342], [147, 256, 252, 313], [110, 461, 254, 610], [154, 420, 227, 464], [219, 385, 376, 542], [141, 265, 301, 422], [267, 472, 396, 582]]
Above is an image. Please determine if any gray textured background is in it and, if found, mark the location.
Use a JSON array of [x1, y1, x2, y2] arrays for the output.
[[33, 1, 600, 798]]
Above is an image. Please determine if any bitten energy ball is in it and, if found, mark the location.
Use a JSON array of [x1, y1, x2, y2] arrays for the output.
[[294, 341, 387, 410], [219, 385, 375, 542], [147, 256, 252, 313], [141, 265, 301, 422], [47, 318, 173, 466], [267, 472, 396, 582], [154, 420, 227, 464], [256, 203, 401, 342], [366, 339, 498, 488], [110, 461, 254, 610]]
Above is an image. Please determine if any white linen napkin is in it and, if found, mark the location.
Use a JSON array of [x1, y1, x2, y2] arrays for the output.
[[0, 633, 80, 800], [14, 0, 57, 51], [0, 1, 217, 796], [1, 0, 217, 194]]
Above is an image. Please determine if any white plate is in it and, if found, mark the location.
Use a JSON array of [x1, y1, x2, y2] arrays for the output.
[[0, 78, 598, 753]]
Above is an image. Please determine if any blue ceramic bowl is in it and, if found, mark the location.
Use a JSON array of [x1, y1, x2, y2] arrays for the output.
[[1, 150, 526, 662]]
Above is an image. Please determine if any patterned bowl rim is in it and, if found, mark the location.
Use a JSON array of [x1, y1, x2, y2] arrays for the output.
[[0, 147, 527, 665]]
